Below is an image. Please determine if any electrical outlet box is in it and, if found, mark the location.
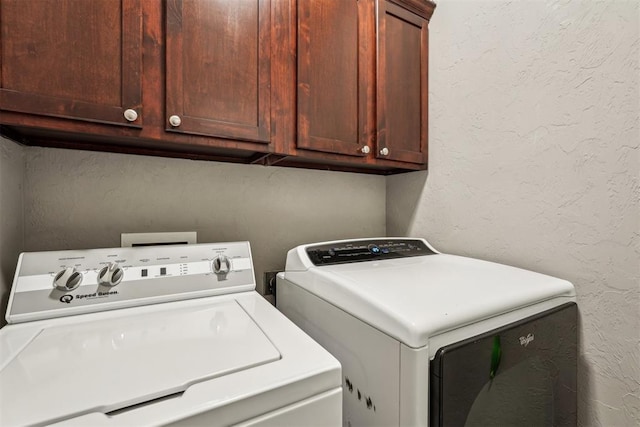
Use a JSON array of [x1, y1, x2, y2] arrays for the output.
[[263, 271, 279, 296]]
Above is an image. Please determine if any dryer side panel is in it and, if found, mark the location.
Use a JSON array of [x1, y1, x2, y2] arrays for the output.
[[277, 276, 401, 427]]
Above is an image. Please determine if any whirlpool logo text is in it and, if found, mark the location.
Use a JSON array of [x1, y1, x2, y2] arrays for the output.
[[519, 333, 535, 347]]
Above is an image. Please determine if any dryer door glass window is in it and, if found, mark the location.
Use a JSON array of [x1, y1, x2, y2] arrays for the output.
[[430, 303, 577, 427]]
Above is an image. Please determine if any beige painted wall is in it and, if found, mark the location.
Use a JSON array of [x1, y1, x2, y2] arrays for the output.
[[0, 137, 25, 327], [0, 137, 385, 320], [388, 1, 639, 425], [22, 146, 385, 299]]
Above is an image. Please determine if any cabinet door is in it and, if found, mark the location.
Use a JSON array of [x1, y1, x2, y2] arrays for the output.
[[166, 0, 271, 144], [0, 0, 143, 127], [377, 1, 428, 164], [297, 0, 374, 157]]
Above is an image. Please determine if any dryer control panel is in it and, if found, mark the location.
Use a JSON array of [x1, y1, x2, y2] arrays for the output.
[[7, 242, 255, 324], [306, 238, 436, 266]]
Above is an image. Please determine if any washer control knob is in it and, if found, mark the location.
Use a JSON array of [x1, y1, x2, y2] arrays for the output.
[[53, 267, 83, 291], [98, 262, 124, 287], [212, 255, 232, 275]]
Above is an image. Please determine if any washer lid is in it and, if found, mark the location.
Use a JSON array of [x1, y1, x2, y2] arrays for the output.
[[285, 254, 575, 348], [0, 300, 280, 427]]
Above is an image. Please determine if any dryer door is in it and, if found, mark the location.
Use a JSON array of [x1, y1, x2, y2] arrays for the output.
[[430, 302, 577, 427]]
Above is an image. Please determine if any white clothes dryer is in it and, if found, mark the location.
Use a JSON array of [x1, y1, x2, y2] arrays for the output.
[[0, 242, 342, 426], [276, 238, 577, 427]]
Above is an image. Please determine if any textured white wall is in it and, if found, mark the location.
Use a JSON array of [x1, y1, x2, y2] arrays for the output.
[[0, 137, 25, 327], [23, 147, 385, 297], [388, 0, 639, 425]]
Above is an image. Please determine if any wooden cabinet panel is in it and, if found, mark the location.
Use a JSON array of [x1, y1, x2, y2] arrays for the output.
[[166, 0, 271, 143], [377, 1, 428, 164], [0, 0, 142, 126], [297, 0, 374, 157], [0, 0, 435, 174], [296, 0, 433, 169]]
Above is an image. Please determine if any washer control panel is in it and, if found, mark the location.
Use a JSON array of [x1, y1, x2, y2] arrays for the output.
[[7, 242, 255, 324], [306, 239, 436, 266]]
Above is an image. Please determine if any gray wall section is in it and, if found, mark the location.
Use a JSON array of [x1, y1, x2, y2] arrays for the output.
[[23, 147, 386, 297], [0, 137, 25, 327], [388, 1, 639, 426]]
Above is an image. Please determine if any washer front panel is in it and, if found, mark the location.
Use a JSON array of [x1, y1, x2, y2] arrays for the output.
[[7, 242, 255, 323]]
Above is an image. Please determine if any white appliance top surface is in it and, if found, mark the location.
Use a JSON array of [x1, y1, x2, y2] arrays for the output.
[[0, 298, 279, 426], [285, 243, 575, 348]]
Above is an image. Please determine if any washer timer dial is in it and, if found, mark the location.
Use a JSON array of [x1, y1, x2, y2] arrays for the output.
[[212, 255, 232, 275], [97, 262, 124, 287], [53, 267, 83, 291]]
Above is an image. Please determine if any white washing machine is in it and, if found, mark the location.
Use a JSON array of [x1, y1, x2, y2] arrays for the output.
[[0, 242, 342, 426], [276, 238, 577, 427]]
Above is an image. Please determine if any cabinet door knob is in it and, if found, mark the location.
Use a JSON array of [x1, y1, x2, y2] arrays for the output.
[[379, 147, 389, 156], [123, 109, 138, 122], [361, 145, 371, 154], [169, 115, 182, 127]]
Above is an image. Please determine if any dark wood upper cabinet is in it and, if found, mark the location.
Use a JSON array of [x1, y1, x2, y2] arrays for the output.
[[165, 0, 271, 143], [297, 0, 374, 157], [377, 0, 430, 164], [0, 0, 143, 127], [294, 0, 435, 169], [0, 0, 435, 174]]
